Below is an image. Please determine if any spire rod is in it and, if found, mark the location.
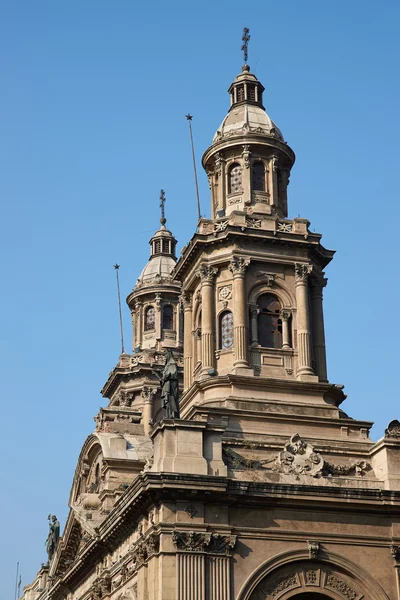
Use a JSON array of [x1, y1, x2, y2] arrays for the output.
[[241, 27, 250, 65], [185, 114, 202, 221], [14, 562, 19, 600], [159, 189, 166, 226], [113, 264, 125, 354]]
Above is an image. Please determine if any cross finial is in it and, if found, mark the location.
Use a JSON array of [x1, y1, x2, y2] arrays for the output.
[[241, 27, 250, 65], [159, 189, 166, 226]]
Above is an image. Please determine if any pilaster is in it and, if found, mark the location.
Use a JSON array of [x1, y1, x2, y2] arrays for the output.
[[229, 256, 251, 374], [310, 274, 328, 382]]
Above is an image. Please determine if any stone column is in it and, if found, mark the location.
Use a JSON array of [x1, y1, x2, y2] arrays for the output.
[[141, 387, 157, 435], [294, 263, 315, 380], [310, 275, 328, 382], [173, 532, 210, 600], [180, 291, 193, 390], [271, 152, 279, 213], [229, 257, 250, 368], [134, 300, 143, 348], [280, 309, 292, 350], [249, 303, 259, 347], [214, 153, 225, 215], [197, 265, 218, 376], [207, 534, 237, 600], [241, 145, 251, 206]]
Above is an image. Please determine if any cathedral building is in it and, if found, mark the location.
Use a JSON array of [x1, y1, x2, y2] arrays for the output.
[[22, 49, 400, 600]]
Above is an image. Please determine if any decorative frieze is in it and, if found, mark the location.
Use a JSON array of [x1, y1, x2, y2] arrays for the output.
[[277, 222, 292, 233], [325, 573, 357, 600]]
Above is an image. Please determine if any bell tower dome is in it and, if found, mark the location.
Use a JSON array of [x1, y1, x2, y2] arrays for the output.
[[203, 64, 294, 220]]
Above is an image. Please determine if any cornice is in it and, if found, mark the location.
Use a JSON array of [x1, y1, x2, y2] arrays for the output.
[[202, 135, 295, 167]]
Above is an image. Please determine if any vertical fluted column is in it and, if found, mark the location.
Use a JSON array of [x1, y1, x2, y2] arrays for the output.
[[141, 386, 157, 435], [177, 554, 205, 600], [181, 291, 193, 390], [197, 265, 218, 376], [280, 309, 292, 350], [135, 300, 143, 348], [249, 304, 259, 347], [229, 257, 250, 368], [208, 556, 230, 600], [294, 263, 315, 380], [310, 275, 328, 382]]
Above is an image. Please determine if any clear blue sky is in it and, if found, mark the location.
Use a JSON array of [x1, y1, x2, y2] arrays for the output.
[[1, 0, 399, 594]]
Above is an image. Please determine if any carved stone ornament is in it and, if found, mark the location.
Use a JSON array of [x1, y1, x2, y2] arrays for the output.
[[197, 265, 218, 283], [295, 263, 313, 282], [218, 285, 232, 303], [256, 271, 275, 286], [385, 419, 400, 438], [172, 531, 236, 555], [91, 574, 111, 600], [325, 573, 358, 600], [214, 152, 223, 176], [118, 390, 134, 408], [280, 309, 291, 321], [179, 291, 192, 310], [172, 531, 211, 552], [130, 533, 159, 568], [277, 221, 293, 233], [141, 387, 157, 402], [391, 545, 400, 562], [264, 572, 299, 598], [214, 220, 229, 233], [242, 144, 251, 169], [155, 293, 162, 311], [184, 504, 198, 519], [246, 217, 262, 229], [207, 534, 237, 556], [307, 540, 320, 559], [229, 256, 250, 276], [277, 433, 324, 477]]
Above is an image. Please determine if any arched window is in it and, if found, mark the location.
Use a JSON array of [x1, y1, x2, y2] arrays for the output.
[[219, 311, 234, 349], [228, 163, 242, 194], [162, 304, 174, 330], [257, 294, 282, 348], [144, 306, 155, 331], [252, 162, 265, 191]]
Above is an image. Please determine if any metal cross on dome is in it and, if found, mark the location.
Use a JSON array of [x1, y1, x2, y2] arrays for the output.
[[241, 27, 250, 64], [160, 189, 166, 225]]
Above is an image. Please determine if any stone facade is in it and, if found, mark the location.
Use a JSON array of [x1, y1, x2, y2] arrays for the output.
[[21, 61, 400, 600]]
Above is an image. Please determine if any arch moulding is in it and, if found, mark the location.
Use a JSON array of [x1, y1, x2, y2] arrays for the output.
[[236, 549, 389, 600]]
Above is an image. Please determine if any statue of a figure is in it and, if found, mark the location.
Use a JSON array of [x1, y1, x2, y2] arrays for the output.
[[161, 350, 180, 419], [45, 514, 60, 563]]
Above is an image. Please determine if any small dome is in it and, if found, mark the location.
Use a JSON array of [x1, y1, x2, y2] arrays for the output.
[[137, 254, 176, 285], [213, 103, 283, 143]]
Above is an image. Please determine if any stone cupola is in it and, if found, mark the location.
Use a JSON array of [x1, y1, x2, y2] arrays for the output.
[[126, 191, 182, 353], [202, 65, 295, 220]]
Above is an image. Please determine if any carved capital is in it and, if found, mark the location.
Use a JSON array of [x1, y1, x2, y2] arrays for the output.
[[280, 309, 291, 321], [229, 256, 250, 276], [141, 386, 157, 403], [249, 304, 259, 318], [310, 273, 328, 289], [295, 263, 312, 283], [118, 390, 134, 407], [272, 152, 280, 173], [179, 290, 193, 310], [197, 265, 218, 284], [214, 152, 223, 176], [307, 540, 320, 559], [208, 533, 237, 556], [134, 299, 142, 312], [172, 531, 211, 553]]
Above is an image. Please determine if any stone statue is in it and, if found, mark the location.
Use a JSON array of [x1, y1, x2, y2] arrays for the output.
[[161, 350, 180, 419], [45, 514, 60, 563]]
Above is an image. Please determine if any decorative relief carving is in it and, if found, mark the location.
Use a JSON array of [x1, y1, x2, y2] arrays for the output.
[[117, 390, 134, 407], [129, 533, 159, 568], [242, 144, 251, 169], [306, 570, 318, 585], [308, 540, 320, 559], [277, 222, 293, 233], [214, 219, 230, 233], [228, 196, 242, 206], [179, 291, 192, 310], [197, 265, 218, 283], [172, 531, 211, 552], [184, 504, 198, 519], [141, 387, 157, 402], [246, 218, 262, 228], [295, 263, 313, 282], [385, 419, 400, 438], [278, 433, 324, 477], [218, 285, 232, 303], [214, 152, 223, 176], [279, 309, 291, 321], [155, 293, 162, 311], [255, 271, 275, 286], [265, 572, 299, 597], [207, 534, 237, 556], [323, 460, 370, 477], [324, 573, 358, 600], [391, 545, 400, 562], [90, 574, 111, 600], [229, 256, 250, 275]]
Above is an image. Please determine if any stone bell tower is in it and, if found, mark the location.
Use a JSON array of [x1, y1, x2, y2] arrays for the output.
[[175, 61, 333, 419]]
